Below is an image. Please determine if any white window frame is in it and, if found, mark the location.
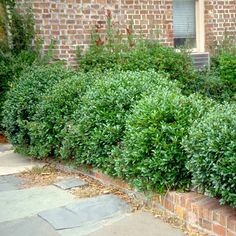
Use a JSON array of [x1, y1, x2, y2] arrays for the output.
[[173, 0, 205, 52], [195, 0, 205, 52]]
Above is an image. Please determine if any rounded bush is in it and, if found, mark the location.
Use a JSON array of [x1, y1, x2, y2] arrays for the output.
[[182, 103, 236, 207], [60, 70, 180, 170], [0, 50, 38, 129], [2, 64, 75, 150], [27, 72, 98, 158], [115, 91, 214, 192]]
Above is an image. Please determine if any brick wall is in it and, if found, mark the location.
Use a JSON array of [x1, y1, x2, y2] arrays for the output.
[[15, 0, 236, 66], [16, 0, 173, 66], [205, 0, 236, 50], [161, 192, 236, 236]]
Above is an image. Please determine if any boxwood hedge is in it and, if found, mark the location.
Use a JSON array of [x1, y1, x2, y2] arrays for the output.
[[114, 91, 215, 192], [182, 103, 236, 207], [26, 72, 98, 158], [60, 70, 180, 170], [2, 64, 75, 151]]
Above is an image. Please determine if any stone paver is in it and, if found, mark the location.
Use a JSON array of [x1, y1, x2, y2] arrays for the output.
[[65, 194, 130, 215], [0, 150, 43, 175], [0, 143, 186, 236], [54, 177, 87, 190], [39, 207, 83, 230], [0, 174, 26, 192], [39, 194, 130, 230], [0, 216, 59, 236], [0, 186, 76, 223], [88, 212, 185, 236]]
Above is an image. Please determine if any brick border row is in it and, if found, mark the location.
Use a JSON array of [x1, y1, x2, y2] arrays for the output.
[[79, 168, 236, 236]]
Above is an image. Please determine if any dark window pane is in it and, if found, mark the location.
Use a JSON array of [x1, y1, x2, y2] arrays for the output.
[[174, 37, 196, 48]]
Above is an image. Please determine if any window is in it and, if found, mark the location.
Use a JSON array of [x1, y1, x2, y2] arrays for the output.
[[173, 0, 205, 52]]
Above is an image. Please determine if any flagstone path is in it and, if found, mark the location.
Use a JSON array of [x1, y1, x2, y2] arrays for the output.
[[0, 143, 185, 236]]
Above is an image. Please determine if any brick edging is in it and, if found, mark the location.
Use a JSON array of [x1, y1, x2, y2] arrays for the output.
[[56, 164, 236, 236]]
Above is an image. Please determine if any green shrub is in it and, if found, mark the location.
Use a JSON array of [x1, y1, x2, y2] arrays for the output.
[[78, 47, 119, 73], [0, 48, 40, 128], [114, 92, 214, 192], [182, 103, 236, 207], [207, 35, 236, 101], [79, 41, 195, 83], [218, 52, 236, 85], [78, 11, 194, 83], [0, 3, 40, 129], [26, 72, 98, 158], [60, 70, 180, 169], [2, 64, 74, 151], [181, 69, 235, 102]]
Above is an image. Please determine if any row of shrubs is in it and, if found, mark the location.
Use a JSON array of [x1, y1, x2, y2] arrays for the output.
[[78, 39, 236, 103], [2, 64, 236, 207]]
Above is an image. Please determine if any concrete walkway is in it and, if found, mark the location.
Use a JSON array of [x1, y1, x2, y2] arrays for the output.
[[0, 143, 185, 236], [0, 144, 43, 175]]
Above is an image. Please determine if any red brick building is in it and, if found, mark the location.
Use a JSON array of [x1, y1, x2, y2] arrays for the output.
[[16, 0, 236, 66]]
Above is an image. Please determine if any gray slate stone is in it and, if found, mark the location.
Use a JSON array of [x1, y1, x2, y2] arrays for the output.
[[54, 177, 87, 190], [39, 207, 83, 230], [66, 194, 130, 219], [0, 186, 76, 223], [0, 216, 59, 236], [39, 194, 130, 230], [0, 175, 25, 192]]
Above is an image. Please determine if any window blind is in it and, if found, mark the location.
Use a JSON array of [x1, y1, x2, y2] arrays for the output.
[[173, 0, 196, 39]]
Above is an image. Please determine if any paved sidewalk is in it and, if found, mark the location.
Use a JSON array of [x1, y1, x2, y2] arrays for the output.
[[0, 144, 43, 175], [0, 143, 185, 236]]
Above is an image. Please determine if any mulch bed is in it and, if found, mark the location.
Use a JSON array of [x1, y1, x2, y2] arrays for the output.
[[0, 133, 8, 143]]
